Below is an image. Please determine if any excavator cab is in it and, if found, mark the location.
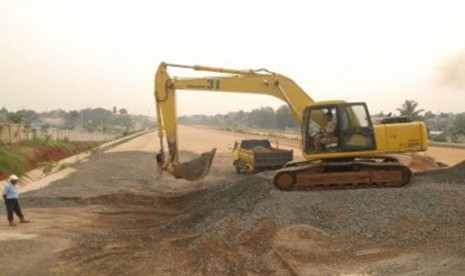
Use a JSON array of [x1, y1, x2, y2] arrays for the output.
[[303, 102, 376, 155]]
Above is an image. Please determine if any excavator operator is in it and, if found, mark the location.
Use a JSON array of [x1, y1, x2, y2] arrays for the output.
[[314, 111, 337, 151]]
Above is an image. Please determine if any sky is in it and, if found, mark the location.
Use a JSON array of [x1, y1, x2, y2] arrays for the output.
[[1, 0, 465, 116]]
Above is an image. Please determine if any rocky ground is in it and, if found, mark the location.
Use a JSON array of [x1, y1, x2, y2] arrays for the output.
[[0, 128, 464, 275]]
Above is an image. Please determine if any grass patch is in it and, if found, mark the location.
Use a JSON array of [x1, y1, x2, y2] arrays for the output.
[[0, 149, 29, 178], [39, 161, 57, 174], [58, 163, 71, 170]]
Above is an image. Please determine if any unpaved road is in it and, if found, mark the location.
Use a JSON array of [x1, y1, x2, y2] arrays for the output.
[[0, 125, 464, 275]]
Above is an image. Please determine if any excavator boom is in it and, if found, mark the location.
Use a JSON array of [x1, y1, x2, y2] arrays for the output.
[[154, 62, 313, 181]]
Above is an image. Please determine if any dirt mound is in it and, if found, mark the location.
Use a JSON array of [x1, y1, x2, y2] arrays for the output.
[[408, 154, 441, 172]]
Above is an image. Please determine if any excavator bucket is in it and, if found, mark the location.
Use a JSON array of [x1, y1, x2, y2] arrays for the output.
[[173, 148, 217, 181]]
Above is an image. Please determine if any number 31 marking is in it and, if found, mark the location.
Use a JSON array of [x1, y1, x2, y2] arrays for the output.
[[207, 79, 220, 90]]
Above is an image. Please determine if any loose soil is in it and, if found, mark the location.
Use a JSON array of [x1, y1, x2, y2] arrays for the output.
[[0, 126, 464, 275]]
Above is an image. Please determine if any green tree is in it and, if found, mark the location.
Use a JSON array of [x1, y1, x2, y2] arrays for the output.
[[247, 107, 276, 129], [452, 113, 465, 136], [7, 113, 22, 124], [237, 110, 244, 124], [276, 105, 296, 130], [16, 109, 38, 123], [80, 108, 113, 132], [112, 114, 133, 129], [40, 124, 50, 138], [64, 110, 79, 129], [424, 111, 435, 120], [396, 100, 424, 119]]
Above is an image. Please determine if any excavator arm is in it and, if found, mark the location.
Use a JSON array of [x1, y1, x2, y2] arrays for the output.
[[154, 62, 314, 181]]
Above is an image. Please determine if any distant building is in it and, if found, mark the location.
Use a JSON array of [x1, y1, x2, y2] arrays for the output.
[[429, 131, 444, 136]]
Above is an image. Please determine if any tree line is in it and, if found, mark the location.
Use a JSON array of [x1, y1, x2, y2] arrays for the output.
[[179, 105, 298, 131], [179, 100, 465, 143], [0, 107, 155, 135]]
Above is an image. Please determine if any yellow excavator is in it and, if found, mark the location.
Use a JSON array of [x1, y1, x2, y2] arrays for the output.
[[154, 62, 428, 190]]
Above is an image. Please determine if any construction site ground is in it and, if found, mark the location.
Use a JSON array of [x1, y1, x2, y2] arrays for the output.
[[1, 125, 465, 275]]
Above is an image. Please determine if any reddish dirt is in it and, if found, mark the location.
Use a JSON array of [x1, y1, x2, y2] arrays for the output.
[[26, 142, 97, 170], [408, 154, 442, 172]]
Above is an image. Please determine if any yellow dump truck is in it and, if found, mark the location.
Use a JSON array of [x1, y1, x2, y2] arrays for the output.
[[232, 139, 293, 173]]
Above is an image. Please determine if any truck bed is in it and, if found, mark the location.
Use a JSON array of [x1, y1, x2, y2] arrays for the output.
[[253, 148, 293, 167], [239, 147, 293, 168]]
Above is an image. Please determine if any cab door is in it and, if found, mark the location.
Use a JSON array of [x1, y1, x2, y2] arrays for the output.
[[338, 103, 376, 152]]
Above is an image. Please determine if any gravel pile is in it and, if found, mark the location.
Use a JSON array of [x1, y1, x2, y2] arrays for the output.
[[153, 163, 465, 253], [415, 161, 465, 184], [22, 151, 159, 208], [157, 174, 272, 241]]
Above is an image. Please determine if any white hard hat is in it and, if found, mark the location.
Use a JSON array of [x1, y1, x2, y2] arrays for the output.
[[9, 174, 19, 181]]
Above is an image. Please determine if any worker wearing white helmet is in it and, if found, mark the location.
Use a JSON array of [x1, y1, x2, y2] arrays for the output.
[[3, 174, 29, 226]]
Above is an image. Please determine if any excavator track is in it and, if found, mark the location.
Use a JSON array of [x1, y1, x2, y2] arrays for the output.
[[273, 157, 411, 191]]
